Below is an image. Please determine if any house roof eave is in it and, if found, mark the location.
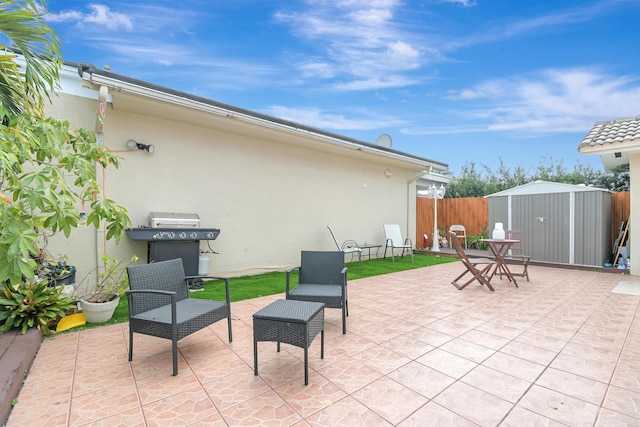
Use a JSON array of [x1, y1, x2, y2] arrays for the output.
[[74, 62, 448, 173]]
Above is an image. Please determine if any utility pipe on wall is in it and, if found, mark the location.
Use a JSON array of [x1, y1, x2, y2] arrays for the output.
[[406, 168, 430, 246], [94, 85, 109, 283]]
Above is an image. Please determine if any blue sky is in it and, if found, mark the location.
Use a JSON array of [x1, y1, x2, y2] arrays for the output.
[[43, 0, 640, 176]]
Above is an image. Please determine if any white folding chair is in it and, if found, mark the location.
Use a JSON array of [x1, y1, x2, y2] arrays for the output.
[[327, 225, 362, 265], [383, 224, 414, 262], [449, 225, 467, 249]]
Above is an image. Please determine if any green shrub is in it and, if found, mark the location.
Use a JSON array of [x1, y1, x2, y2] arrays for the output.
[[467, 224, 489, 249], [0, 280, 76, 336]]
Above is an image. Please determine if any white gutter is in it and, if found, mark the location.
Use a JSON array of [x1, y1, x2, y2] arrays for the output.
[[80, 71, 435, 169]]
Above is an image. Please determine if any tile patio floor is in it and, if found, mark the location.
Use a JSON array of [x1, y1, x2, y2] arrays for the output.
[[6, 262, 640, 426]]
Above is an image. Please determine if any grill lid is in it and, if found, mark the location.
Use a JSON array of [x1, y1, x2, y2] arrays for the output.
[[149, 212, 200, 228]]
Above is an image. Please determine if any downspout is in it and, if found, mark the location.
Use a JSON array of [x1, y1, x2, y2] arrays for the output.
[[407, 167, 431, 244], [93, 85, 109, 281]]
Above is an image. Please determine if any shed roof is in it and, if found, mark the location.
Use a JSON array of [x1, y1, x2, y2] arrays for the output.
[[486, 180, 610, 197]]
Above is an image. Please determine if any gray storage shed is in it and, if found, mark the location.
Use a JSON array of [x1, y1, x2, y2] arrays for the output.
[[487, 181, 612, 267]]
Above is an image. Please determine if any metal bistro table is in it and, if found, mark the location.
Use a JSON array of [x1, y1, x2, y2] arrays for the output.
[[359, 243, 382, 261], [253, 299, 325, 385], [480, 238, 520, 288]]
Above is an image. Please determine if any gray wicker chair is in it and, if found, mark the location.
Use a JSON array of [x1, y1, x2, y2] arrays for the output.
[[286, 251, 348, 334], [126, 258, 232, 376]]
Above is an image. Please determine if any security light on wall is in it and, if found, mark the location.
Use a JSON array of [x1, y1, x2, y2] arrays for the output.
[[126, 139, 155, 153]]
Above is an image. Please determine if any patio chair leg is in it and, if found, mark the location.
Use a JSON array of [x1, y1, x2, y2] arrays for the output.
[[253, 338, 258, 376], [128, 330, 133, 362], [342, 305, 347, 334], [304, 347, 309, 385], [451, 266, 495, 292], [172, 339, 178, 376], [451, 270, 472, 290]]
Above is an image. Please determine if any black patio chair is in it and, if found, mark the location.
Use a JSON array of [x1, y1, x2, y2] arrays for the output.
[[126, 258, 232, 375], [286, 251, 348, 334]]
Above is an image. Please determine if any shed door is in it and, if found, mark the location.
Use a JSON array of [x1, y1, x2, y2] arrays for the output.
[[512, 193, 571, 263]]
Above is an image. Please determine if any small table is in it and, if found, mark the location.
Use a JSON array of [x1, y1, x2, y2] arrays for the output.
[[359, 244, 382, 260], [480, 239, 520, 287], [253, 299, 325, 385]]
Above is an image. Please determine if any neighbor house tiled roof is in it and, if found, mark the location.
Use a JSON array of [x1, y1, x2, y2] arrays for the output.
[[578, 116, 640, 150]]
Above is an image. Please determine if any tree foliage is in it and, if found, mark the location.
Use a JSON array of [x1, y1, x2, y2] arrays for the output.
[[446, 157, 629, 198], [0, 0, 61, 118], [0, 0, 131, 286]]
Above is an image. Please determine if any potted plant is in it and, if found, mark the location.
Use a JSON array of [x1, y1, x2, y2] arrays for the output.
[[32, 250, 76, 288], [77, 254, 138, 323]]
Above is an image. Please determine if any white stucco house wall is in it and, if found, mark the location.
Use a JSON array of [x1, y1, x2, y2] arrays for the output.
[[578, 116, 637, 275], [43, 62, 448, 278]]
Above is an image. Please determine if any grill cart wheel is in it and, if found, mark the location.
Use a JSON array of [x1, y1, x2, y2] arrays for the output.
[[188, 278, 204, 291]]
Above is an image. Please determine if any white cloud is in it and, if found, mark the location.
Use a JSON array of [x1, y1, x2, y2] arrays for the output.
[[421, 68, 640, 135], [403, 124, 487, 135], [439, 0, 477, 6], [47, 4, 133, 31], [446, 81, 507, 100], [264, 105, 407, 131], [275, 1, 433, 89], [333, 75, 420, 91], [447, 1, 623, 51], [297, 59, 336, 78], [387, 41, 420, 64]]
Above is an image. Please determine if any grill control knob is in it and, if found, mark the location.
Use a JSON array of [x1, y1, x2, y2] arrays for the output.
[[179, 232, 186, 239], [168, 232, 175, 239], [190, 232, 198, 239], [207, 232, 215, 239]]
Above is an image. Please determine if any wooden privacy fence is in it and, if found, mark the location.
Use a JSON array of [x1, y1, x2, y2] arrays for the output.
[[416, 192, 630, 249], [611, 191, 630, 239], [417, 197, 487, 248]]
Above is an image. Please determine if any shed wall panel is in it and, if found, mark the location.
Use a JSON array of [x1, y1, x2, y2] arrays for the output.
[[488, 186, 611, 267], [533, 193, 570, 263], [574, 191, 611, 266], [511, 195, 537, 257], [488, 197, 508, 235]]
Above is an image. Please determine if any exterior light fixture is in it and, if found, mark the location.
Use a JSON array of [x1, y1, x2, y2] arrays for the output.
[[126, 139, 155, 153], [78, 200, 87, 225], [425, 184, 446, 252]]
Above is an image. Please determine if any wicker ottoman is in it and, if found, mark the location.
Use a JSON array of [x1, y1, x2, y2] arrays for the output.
[[253, 299, 325, 385]]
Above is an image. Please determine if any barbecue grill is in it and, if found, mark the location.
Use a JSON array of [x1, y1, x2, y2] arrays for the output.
[[125, 212, 220, 279]]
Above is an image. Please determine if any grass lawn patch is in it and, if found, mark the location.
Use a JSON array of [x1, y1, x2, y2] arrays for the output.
[[64, 253, 457, 331]]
